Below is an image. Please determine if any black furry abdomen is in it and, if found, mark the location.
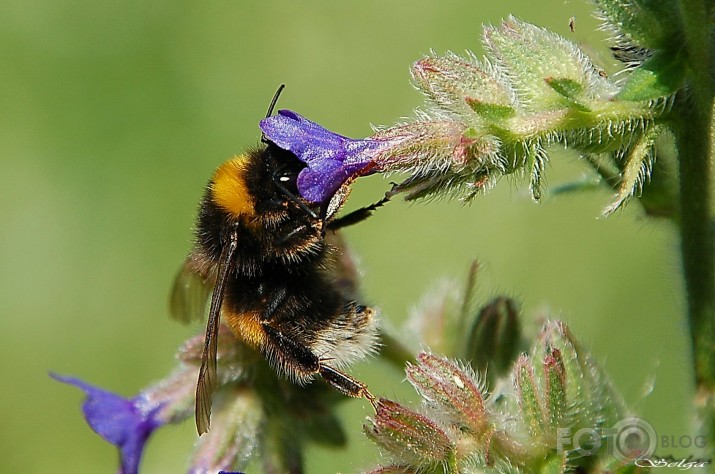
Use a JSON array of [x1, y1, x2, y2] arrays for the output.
[[223, 266, 345, 346]]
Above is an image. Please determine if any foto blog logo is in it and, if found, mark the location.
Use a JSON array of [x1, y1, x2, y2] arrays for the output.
[[556, 417, 706, 462]]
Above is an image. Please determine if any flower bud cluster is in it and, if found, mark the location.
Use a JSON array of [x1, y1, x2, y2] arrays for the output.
[[365, 321, 631, 473], [368, 16, 670, 213]]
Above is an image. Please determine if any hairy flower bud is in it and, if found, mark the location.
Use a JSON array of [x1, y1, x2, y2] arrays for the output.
[[513, 355, 547, 442], [464, 296, 522, 380], [483, 17, 616, 112], [543, 348, 567, 431], [364, 398, 454, 468], [412, 54, 514, 119], [536, 321, 625, 432], [406, 353, 488, 433]]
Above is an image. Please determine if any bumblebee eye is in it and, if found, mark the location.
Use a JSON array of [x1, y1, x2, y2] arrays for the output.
[[274, 169, 299, 194]]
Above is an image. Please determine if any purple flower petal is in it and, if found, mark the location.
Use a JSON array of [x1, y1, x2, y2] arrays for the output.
[[52, 373, 164, 474], [260, 110, 384, 203]]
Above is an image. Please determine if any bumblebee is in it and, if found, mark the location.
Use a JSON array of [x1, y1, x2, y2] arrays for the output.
[[170, 87, 388, 434]]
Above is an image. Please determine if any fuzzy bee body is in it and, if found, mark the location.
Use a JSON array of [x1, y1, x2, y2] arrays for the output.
[[171, 142, 381, 434]]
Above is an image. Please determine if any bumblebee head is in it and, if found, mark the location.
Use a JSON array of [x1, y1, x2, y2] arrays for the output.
[[210, 143, 320, 218]]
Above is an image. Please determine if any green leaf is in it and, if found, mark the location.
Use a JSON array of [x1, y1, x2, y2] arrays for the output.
[[550, 178, 603, 196], [527, 142, 547, 201], [617, 52, 686, 101], [466, 97, 516, 121], [545, 77, 590, 111], [603, 124, 663, 215]]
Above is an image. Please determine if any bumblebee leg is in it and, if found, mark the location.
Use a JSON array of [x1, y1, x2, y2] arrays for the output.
[[275, 223, 312, 245], [262, 323, 320, 373], [319, 364, 376, 406], [326, 194, 392, 231], [261, 323, 375, 406]]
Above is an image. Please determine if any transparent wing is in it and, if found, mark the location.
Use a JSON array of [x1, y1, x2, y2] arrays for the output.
[[195, 236, 238, 435], [195, 297, 219, 435], [169, 256, 213, 324]]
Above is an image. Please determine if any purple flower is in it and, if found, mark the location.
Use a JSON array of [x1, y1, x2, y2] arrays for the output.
[[260, 110, 385, 203], [52, 373, 165, 474]]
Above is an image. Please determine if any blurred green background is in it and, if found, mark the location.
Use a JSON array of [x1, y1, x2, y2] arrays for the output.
[[1, 1, 692, 472]]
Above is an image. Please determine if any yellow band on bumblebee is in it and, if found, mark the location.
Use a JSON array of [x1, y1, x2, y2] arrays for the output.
[[211, 156, 256, 217]]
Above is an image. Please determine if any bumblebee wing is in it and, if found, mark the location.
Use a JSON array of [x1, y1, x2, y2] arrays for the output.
[[195, 235, 238, 435], [169, 257, 213, 324], [195, 301, 219, 435]]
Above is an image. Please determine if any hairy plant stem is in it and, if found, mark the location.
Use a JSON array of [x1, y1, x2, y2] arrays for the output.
[[676, 0, 715, 454], [675, 96, 715, 390]]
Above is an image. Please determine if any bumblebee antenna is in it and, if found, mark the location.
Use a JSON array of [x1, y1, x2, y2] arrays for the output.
[[262, 83, 317, 219], [262, 84, 285, 144], [266, 84, 285, 118]]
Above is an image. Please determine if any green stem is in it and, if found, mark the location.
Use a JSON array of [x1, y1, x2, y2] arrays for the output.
[[262, 417, 304, 474], [677, 0, 715, 454], [379, 330, 416, 369], [676, 100, 715, 389]]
